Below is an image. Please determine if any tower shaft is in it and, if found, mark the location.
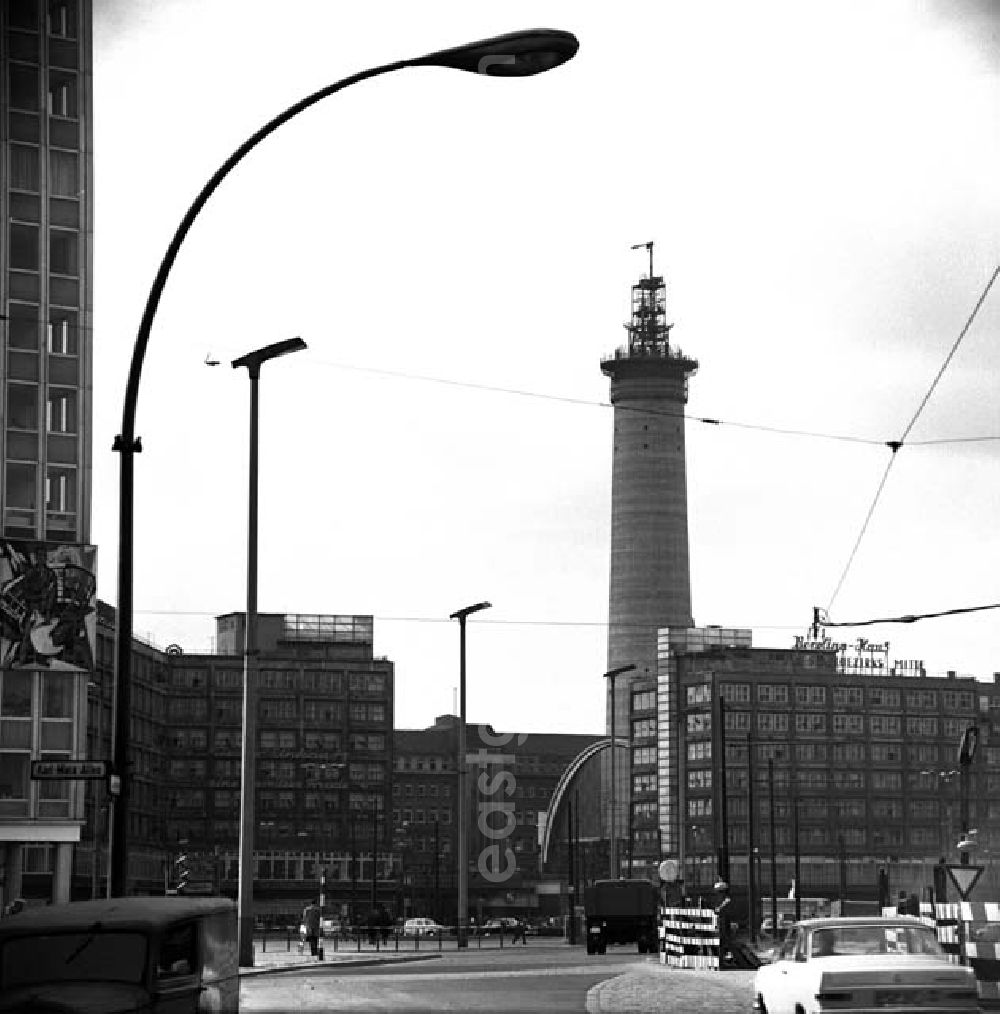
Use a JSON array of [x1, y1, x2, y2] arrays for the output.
[[601, 265, 697, 737]]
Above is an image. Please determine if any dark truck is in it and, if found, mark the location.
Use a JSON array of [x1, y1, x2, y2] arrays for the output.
[[584, 878, 658, 955]]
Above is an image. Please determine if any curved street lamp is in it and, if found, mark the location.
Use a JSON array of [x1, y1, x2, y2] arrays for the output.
[[108, 27, 579, 915]]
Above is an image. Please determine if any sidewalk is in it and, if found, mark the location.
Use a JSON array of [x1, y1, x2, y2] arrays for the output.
[[240, 936, 440, 978], [586, 962, 756, 1013]]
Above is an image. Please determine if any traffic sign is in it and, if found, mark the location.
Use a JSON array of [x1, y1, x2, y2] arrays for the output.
[[31, 759, 107, 780], [946, 864, 984, 900]]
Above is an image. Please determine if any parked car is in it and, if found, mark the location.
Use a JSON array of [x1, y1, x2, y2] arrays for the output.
[[753, 916, 980, 1014], [403, 917, 446, 937]]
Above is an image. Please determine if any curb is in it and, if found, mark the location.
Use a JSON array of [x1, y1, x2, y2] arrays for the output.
[[239, 952, 441, 978]]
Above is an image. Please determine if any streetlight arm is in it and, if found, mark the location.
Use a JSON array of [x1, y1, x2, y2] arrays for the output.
[[117, 60, 405, 445]]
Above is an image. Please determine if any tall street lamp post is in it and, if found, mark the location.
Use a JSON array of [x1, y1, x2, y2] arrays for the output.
[[108, 28, 579, 898], [232, 336, 307, 967], [450, 600, 491, 948], [603, 664, 636, 880]]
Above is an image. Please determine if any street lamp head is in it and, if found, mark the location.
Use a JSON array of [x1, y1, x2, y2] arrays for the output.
[[232, 336, 308, 373], [603, 663, 637, 681], [450, 601, 492, 621], [412, 29, 579, 77]]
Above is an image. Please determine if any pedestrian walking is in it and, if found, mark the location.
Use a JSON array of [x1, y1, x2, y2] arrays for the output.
[[512, 918, 527, 945], [302, 899, 321, 957]]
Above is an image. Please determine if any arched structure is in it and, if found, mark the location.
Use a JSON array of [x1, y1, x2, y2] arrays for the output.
[[540, 738, 629, 867]]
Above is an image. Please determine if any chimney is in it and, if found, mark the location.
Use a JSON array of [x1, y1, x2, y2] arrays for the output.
[[947, 670, 956, 679]]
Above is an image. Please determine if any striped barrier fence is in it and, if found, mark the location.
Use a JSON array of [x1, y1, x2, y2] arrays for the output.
[[658, 906, 720, 970]]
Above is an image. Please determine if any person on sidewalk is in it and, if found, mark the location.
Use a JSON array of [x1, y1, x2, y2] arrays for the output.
[[302, 899, 322, 957], [512, 918, 527, 945]]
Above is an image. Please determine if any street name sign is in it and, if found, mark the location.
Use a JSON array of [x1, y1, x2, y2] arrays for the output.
[[946, 864, 983, 900], [31, 759, 107, 780]]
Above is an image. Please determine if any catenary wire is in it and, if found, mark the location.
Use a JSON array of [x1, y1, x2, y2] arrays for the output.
[[824, 265, 1000, 614]]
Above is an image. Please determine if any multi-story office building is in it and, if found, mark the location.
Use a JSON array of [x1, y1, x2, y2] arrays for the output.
[[672, 639, 1000, 912], [394, 716, 600, 923], [2, 0, 93, 545], [162, 611, 394, 922], [1, 0, 96, 910]]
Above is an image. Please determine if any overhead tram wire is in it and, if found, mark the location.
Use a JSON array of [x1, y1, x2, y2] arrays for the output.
[[822, 601, 1000, 628], [824, 264, 1000, 615]]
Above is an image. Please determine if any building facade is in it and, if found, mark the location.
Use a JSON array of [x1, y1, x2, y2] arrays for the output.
[[393, 716, 600, 924], [672, 640, 1000, 914], [1, 0, 95, 911]]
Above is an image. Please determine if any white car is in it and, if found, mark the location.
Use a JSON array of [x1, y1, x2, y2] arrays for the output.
[[753, 916, 980, 1014], [403, 917, 446, 938]]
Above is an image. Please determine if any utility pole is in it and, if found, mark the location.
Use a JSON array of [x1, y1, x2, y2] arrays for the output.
[[768, 757, 777, 938], [567, 796, 576, 944], [747, 730, 756, 945]]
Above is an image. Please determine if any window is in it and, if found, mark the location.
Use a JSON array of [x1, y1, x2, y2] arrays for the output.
[[49, 228, 77, 275], [871, 771, 901, 791], [633, 746, 656, 765], [41, 672, 72, 717], [47, 70, 77, 117], [46, 387, 76, 433], [758, 685, 788, 705], [632, 717, 656, 738], [868, 687, 900, 708], [9, 304, 40, 350], [1, 672, 32, 717], [687, 769, 712, 790], [633, 772, 656, 794], [632, 690, 656, 711], [687, 741, 711, 762], [0, 753, 30, 801], [725, 710, 750, 732], [833, 686, 864, 709], [49, 1, 78, 38], [832, 771, 864, 790], [870, 715, 901, 736], [259, 698, 296, 721], [757, 712, 789, 733], [795, 685, 826, 707], [832, 714, 864, 735], [871, 800, 903, 820], [10, 145, 39, 191], [10, 223, 39, 270], [686, 684, 710, 705], [906, 716, 938, 737], [795, 713, 826, 734], [303, 699, 340, 723], [870, 743, 902, 763], [213, 698, 241, 724], [908, 744, 939, 765], [688, 798, 712, 817], [721, 684, 750, 704], [9, 64, 40, 112], [906, 690, 938, 710], [174, 729, 208, 750], [49, 148, 77, 196], [687, 713, 710, 733], [795, 743, 828, 763], [796, 770, 827, 790], [45, 466, 76, 514]]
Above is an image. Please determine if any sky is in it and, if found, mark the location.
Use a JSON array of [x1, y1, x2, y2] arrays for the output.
[[89, 1, 1000, 736]]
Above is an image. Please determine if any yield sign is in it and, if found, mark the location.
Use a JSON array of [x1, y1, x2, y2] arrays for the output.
[[946, 864, 984, 900]]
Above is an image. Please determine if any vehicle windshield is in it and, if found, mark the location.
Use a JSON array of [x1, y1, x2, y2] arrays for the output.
[[810, 925, 945, 958], [1, 931, 148, 988]]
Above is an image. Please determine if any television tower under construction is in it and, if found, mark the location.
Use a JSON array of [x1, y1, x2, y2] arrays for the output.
[[600, 243, 698, 738]]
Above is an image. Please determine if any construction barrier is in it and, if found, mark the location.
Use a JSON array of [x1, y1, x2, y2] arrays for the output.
[[658, 906, 720, 970]]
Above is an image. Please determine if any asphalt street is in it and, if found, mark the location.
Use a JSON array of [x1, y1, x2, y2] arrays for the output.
[[240, 942, 757, 1012]]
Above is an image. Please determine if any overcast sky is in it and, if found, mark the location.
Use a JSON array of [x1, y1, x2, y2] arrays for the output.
[[89, 1, 1000, 735]]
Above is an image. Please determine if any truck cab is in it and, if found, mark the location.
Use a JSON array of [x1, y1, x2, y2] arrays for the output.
[[0, 895, 238, 1013]]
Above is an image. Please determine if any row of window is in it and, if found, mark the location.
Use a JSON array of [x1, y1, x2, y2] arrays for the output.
[[718, 740, 951, 766], [691, 682, 977, 711], [4, 302, 79, 354], [169, 668, 388, 694], [166, 696, 386, 724], [688, 822, 950, 850], [7, 1, 79, 37], [393, 782, 451, 798], [8, 62, 79, 117], [688, 711, 971, 738]]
